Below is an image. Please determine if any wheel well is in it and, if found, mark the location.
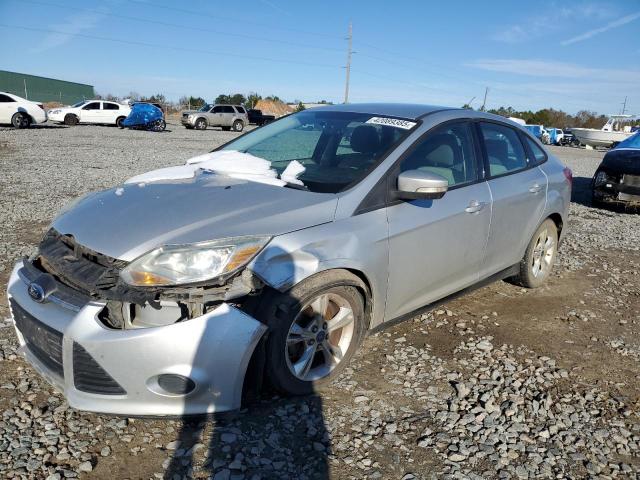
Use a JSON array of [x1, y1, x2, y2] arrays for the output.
[[196, 117, 207, 124], [547, 213, 563, 236]]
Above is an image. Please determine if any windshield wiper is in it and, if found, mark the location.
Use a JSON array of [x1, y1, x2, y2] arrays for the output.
[[283, 181, 309, 191]]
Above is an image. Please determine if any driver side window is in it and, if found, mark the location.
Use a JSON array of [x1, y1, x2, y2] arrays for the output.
[[400, 122, 478, 187], [82, 102, 100, 110]]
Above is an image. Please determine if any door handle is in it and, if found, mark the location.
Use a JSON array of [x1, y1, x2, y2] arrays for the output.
[[529, 183, 543, 193], [465, 200, 486, 214]]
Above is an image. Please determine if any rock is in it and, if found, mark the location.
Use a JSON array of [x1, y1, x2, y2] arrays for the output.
[[78, 461, 93, 472]]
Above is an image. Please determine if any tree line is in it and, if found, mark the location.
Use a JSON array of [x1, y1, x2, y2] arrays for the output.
[[465, 105, 639, 129]]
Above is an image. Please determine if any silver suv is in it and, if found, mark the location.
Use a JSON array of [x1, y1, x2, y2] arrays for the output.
[[7, 104, 571, 416], [181, 104, 248, 131]]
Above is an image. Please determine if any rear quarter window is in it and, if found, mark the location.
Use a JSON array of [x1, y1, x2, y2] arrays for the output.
[[523, 136, 547, 165]]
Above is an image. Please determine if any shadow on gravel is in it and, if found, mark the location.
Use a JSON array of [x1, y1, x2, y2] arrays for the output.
[[571, 176, 593, 207], [164, 247, 330, 479]]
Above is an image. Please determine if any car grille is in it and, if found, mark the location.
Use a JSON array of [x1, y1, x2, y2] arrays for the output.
[[73, 342, 126, 395], [10, 299, 64, 378], [622, 174, 640, 187]]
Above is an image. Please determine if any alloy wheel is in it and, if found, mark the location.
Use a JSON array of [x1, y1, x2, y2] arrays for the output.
[[531, 228, 555, 278], [285, 293, 355, 381]]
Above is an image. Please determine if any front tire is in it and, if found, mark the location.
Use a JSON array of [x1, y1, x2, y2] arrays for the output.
[[194, 118, 207, 130], [11, 112, 30, 129], [232, 120, 244, 132], [513, 219, 558, 288], [258, 274, 366, 396], [64, 114, 78, 126]]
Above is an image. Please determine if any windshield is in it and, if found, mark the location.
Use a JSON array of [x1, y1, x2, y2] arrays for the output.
[[219, 110, 415, 193], [72, 101, 86, 107], [198, 104, 212, 112]]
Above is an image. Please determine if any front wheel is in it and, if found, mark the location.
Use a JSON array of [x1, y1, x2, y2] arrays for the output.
[[150, 119, 166, 132], [11, 112, 30, 129], [258, 276, 366, 396], [194, 118, 207, 130], [232, 120, 244, 132], [512, 219, 558, 288]]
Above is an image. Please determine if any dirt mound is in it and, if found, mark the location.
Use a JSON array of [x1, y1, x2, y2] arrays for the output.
[[254, 99, 293, 117]]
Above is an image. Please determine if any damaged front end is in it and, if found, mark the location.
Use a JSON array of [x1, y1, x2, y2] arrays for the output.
[[10, 228, 270, 415], [29, 228, 266, 329]]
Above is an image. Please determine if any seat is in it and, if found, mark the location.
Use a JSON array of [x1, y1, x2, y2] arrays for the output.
[[404, 133, 464, 185], [337, 125, 381, 169], [484, 139, 509, 175]]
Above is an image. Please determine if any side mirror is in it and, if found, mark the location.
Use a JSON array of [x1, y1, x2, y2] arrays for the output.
[[395, 170, 449, 200]]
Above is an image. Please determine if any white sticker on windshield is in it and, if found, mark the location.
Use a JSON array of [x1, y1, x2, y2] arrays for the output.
[[366, 117, 416, 130]]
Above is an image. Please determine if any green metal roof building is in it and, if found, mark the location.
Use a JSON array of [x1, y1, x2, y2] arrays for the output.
[[0, 70, 94, 104]]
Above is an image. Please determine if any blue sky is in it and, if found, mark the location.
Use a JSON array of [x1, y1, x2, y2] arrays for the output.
[[1, 0, 639, 114]]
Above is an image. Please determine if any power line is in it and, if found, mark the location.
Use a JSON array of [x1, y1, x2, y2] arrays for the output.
[[19, 0, 345, 54], [0, 24, 342, 70], [127, 0, 340, 39]]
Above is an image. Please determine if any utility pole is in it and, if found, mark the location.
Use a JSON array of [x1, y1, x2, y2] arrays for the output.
[[24, 79, 28, 99], [344, 21, 352, 104], [481, 87, 489, 111], [621, 96, 628, 115]]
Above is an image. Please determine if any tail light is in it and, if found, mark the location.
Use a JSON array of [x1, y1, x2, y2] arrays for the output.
[[563, 167, 573, 186]]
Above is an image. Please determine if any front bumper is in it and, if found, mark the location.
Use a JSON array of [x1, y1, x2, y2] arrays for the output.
[[181, 117, 195, 127], [593, 178, 640, 205], [7, 261, 267, 416]]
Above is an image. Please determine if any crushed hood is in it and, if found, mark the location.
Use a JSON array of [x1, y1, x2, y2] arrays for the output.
[[52, 173, 337, 261]]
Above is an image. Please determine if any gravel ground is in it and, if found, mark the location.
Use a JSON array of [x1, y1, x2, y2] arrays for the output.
[[0, 123, 638, 480]]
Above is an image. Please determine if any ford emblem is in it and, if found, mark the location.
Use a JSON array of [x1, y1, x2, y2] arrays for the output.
[[28, 283, 46, 303]]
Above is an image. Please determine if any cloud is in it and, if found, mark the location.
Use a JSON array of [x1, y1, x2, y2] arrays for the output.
[[32, 9, 107, 53], [493, 2, 615, 44], [467, 59, 640, 83], [561, 11, 640, 45]]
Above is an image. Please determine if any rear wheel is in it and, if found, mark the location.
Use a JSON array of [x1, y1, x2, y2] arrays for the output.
[[513, 218, 558, 288], [64, 114, 78, 126], [11, 112, 30, 128], [116, 116, 126, 128], [232, 120, 244, 132], [258, 273, 366, 396], [194, 118, 207, 130]]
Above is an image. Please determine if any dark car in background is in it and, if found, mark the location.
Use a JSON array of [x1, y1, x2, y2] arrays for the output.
[[247, 109, 275, 126], [592, 132, 640, 208]]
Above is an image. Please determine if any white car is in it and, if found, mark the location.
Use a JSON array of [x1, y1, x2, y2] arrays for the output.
[[0, 91, 48, 128], [48, 100, 131, 127]]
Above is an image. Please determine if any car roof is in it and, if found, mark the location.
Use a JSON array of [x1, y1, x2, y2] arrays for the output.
[[312, 103, 451, 120]]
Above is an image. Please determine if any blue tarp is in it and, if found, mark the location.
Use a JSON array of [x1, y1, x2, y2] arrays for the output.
[[614, 132, 640, 150], [122, 103, 163, 127], [524, 125, 544, 139]]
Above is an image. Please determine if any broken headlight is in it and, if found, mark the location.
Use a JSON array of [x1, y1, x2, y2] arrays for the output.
[[594, 171, 610, 186], [120, 236, 270, 286]]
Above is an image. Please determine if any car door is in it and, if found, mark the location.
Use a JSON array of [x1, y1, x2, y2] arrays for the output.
[[221, 105, 235, 126], [0, 94, 17, 123], [102, 102, 121, 123], [385, 121, 492, 320], [477, 121, 547, 278], [79, 101, 102, 123], [210, 106, 225, 126]]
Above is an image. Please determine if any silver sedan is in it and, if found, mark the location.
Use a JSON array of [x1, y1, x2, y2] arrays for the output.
[[7, 104, 571, 415]]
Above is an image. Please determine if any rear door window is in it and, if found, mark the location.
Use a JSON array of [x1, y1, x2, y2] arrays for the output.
[[523, 136, 547, 165], [479, 122, 528, 177], [103, 102, 119, 110], [222, 106, 235, 113]]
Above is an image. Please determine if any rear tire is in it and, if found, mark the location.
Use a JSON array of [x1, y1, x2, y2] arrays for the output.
[[232, 120, 244, 132], [64, 114, 78, 126], [116, 116, 126, 128], [194, 118, 207, 130], [512, 219, 558, 288], [11, 112, 30, 129], [257, 272, 366, 396]]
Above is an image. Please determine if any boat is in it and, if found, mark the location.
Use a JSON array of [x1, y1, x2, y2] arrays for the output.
[[571, 115, 635, 148]]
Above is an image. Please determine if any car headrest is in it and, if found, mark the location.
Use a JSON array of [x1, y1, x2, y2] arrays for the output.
[[484, 139, 508, 162], [412, 133, 460, 167], [350, 125, 381, 154]]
